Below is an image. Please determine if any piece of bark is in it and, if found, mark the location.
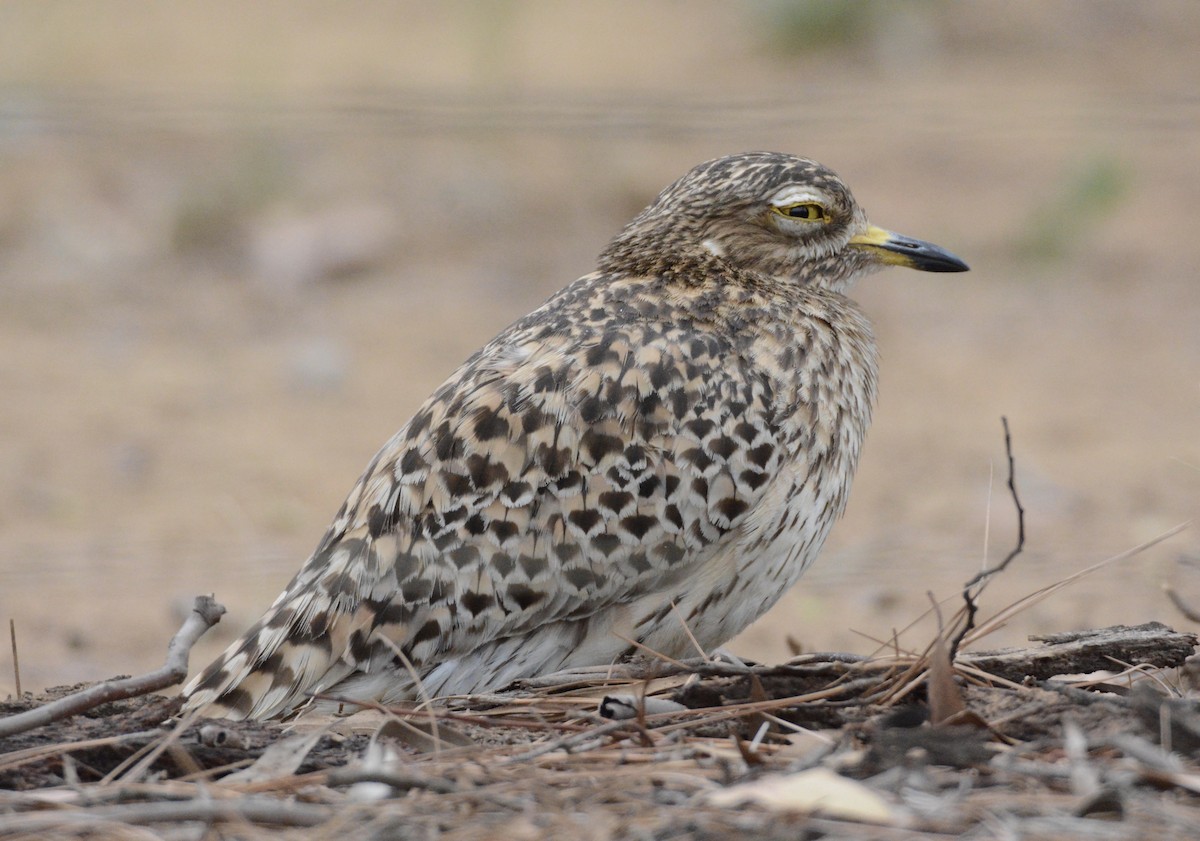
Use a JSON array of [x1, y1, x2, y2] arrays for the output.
[[962, 622, 1197, 683]]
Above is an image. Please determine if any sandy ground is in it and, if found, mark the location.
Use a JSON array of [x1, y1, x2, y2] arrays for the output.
[[0, 1, 1198, 696]]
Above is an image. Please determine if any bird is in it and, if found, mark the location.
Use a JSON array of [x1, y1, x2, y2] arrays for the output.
[[182, 152, 968, 720]]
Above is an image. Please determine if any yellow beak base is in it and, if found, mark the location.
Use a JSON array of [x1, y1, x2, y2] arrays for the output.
[[848, 225, 969, 273]]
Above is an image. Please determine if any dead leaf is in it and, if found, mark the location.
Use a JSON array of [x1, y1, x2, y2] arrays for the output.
[[222, 728, 327, 784], [928, 633, 967, 726], [706, 767, 901, 824]]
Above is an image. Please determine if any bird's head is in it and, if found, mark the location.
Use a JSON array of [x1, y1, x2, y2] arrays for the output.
[[600, 152, 968, 292]]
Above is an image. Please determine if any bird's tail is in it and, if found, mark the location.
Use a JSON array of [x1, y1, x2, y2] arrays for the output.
[[181, 587, 357, 720], [183, 523, 410, 719]]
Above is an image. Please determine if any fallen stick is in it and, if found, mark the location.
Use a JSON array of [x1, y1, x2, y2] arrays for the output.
[[511, 623, 1196, 710], [325, 767, 460, 794], [0, 595, 225, 739], [0, 796, 331, 832]]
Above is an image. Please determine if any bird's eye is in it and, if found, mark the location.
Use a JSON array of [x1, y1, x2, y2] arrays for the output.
[[773, 202, 828, 222]]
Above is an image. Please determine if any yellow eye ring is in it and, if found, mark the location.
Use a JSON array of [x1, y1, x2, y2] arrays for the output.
[[773, 202, 829, 223]]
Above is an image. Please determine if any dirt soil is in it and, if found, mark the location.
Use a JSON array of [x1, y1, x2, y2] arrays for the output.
[[0, 1, 1197, 718]]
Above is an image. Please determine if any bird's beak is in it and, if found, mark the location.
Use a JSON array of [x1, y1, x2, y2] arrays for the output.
[[848, 225, 969, 273]]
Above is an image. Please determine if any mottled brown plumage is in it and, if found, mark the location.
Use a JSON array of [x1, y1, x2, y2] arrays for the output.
[[183, 152, 967, 719]]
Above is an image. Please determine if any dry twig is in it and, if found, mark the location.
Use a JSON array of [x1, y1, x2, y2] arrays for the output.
[[951, 417, 1025, 659], [1164, 583, 1200, 623]]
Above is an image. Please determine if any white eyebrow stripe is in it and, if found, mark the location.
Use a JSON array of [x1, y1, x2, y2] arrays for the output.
[[770, 187, 827, 207]]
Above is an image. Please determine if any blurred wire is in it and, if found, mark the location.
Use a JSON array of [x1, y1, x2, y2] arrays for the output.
[[1, 86, 1197, 139]]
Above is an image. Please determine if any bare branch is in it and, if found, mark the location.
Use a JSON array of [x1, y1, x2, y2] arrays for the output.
[[0, 595, 225, 739]]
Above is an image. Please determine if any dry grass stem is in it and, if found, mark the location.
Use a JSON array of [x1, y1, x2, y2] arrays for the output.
[[8, 620, 19, 699]]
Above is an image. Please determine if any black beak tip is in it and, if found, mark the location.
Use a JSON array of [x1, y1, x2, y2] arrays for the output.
[[922, 252, 970, 273], [894, 238, 970, 273]]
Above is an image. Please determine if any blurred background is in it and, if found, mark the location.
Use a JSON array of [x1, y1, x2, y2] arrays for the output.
[[1, 1, 1197, 694]]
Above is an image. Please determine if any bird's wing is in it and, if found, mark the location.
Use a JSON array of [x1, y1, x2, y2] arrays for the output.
[[183, 277, 789, 718]]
